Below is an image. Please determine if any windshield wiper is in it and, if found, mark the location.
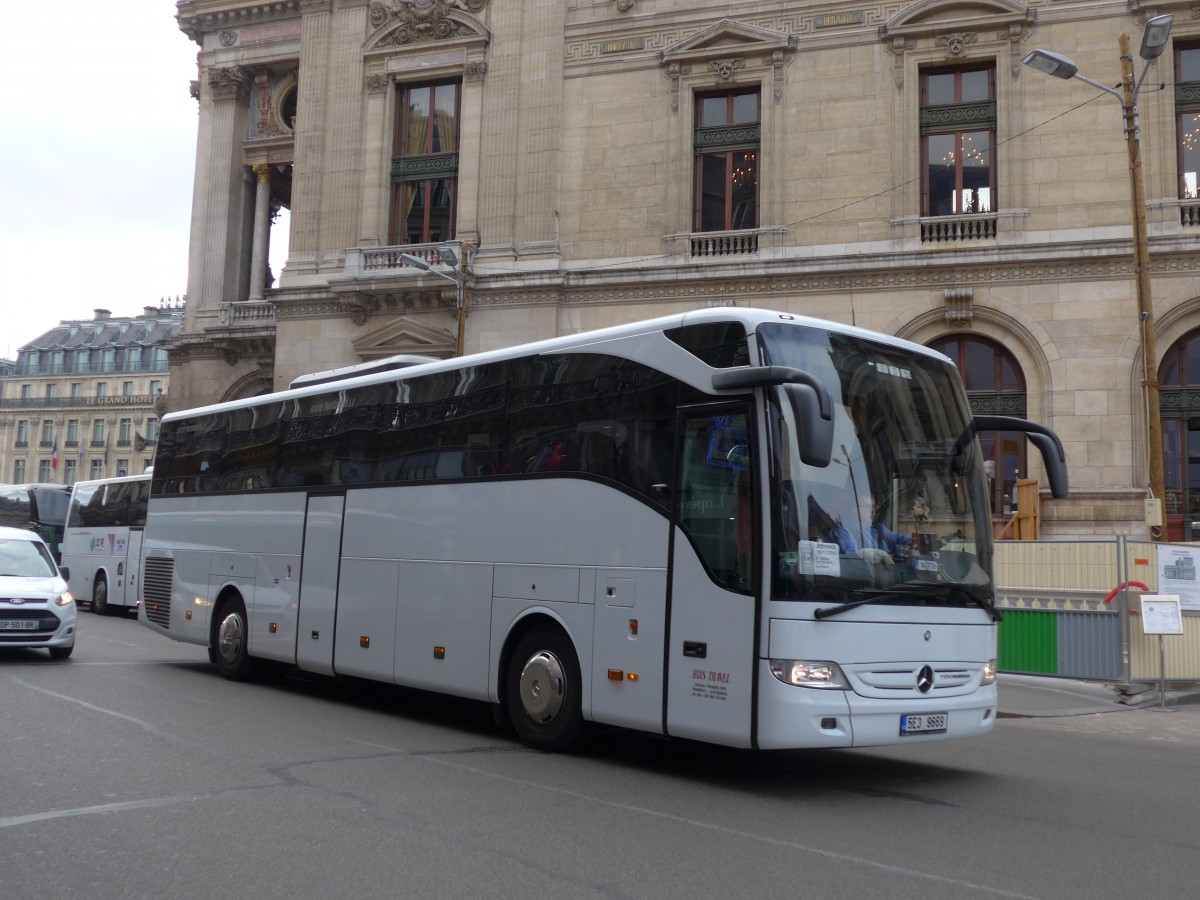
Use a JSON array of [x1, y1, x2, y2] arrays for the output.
[[814, 582, 1003, 622]]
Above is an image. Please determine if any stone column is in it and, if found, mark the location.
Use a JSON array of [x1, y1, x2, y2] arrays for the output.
[[192, 66, 253, 314], [248, 164, 272, 301], [358, 73, 392, 248]]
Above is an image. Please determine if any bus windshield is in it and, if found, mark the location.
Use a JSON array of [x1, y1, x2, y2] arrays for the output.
[[759, 324, 994, 610]]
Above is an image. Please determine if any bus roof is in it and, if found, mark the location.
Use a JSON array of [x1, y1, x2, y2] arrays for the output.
[[161, 307, 952, 423]]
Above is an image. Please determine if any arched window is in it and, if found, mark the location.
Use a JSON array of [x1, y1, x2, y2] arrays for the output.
[[928, 335, 1027, 518], [1158, 329, 1200, 536]]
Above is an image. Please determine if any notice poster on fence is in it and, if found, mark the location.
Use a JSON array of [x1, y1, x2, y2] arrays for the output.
[[1157, 545, 1200, 610]]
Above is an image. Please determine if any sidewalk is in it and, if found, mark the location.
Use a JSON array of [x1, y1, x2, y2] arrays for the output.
[[997, 674, 1200, 717]]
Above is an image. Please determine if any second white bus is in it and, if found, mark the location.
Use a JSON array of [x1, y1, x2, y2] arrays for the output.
[[61, 472, 151, 615]]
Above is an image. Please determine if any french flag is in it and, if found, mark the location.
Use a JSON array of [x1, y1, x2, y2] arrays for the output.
[[51, 440, 59, 471]]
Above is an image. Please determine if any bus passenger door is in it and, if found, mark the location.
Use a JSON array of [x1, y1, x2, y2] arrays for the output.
[[122, 528, 145, 609], [295, 493, 345, 676], [665, 405, 757, 748]]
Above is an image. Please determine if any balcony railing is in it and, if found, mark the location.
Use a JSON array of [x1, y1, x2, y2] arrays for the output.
[[15, 360, 169, 377], [343, 242, 454, 276], [920, 213, 997, 244], [690, 230, 759, 258], [1181, 200, 1200, 227]]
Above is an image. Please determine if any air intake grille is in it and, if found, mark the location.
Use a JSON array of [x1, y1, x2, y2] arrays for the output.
[[142, 557, 174, 629]]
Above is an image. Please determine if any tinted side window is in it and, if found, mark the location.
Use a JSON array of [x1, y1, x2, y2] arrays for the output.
[[375, 363, 508, 482], [507, 354, 678, 503], [665, 322, 750, 368]]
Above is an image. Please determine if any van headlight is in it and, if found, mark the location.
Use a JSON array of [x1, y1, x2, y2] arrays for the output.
[[768, 659, 850, 689], [981, 658, 997, 685], [54, 592, 75, 607]]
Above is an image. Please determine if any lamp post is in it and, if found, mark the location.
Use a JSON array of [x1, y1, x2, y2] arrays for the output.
[[400, 241, 471, 356], [1023, 14, 1173, 536]]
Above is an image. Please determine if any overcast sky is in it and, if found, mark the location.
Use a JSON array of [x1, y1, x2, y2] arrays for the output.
[[1, 3, 213, 358]]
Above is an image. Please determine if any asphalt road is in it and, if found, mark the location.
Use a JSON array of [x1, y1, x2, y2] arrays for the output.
[[3, 612, 1199, 900]]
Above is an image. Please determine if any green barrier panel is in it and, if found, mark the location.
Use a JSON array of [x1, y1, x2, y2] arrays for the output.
[[998, 609, 1058, 674]]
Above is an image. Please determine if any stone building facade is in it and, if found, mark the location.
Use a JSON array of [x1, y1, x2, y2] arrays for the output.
[[169, 0, 1200, 539], [1, 307, 184, 486]]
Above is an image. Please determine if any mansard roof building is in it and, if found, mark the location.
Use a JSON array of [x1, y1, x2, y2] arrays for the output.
[[1, 306, 184, 485], [169, 0, 1200, 538]]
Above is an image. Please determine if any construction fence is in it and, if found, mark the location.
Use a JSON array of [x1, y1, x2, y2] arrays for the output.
[[995, 537, 1200, 683]]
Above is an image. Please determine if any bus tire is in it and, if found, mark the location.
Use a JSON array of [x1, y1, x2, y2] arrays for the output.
[[213, 597, 258, 681], [505, 625, 584, 752], [92, 578, 109, 615]]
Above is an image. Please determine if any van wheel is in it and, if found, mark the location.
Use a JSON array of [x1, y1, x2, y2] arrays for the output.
[[92, 579, 109, 615], [213, 598, 259, 681], [505, 625, 584, 752]]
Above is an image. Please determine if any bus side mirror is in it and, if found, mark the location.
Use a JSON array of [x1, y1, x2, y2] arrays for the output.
[[782, 382, 834, 468], [711, 366, 834, 468], [971, 415, 1069, 499]]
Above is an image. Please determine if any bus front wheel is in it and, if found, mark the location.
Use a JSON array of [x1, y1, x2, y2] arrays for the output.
[[213, 598, 257, 681], [505, 625, 584, 752], [92, 578, 108, 615]]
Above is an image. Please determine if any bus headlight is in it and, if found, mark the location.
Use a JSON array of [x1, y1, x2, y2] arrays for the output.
[[55, 592, 75, 607], [981, 658, 997, 685], [768, 659, 850, 689]]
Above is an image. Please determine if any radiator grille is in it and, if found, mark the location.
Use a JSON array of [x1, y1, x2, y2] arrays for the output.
[[142, 557, 174, 629]]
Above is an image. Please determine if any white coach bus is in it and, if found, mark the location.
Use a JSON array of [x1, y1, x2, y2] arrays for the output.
[[138, 308, 1067, 752], [61, 472, 151, 615]]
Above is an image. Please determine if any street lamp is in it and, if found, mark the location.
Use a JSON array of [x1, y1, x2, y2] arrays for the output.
[[400, 242, 471, 356], [1023, 14, 1173, 536]]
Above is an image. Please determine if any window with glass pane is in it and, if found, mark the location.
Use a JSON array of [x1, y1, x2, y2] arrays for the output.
[[119, 419, 132, 444], [1159, 330, 1200, 525], [13, 460, 26, 482], [92, 420, 105, 443], [39, 460, 52, 481], [90, 460, 104, 479], [694, 89, 760, 232], [1176, 45, 1200, 199], [390, 81, 460, 245], [16, 421, 28, 446], [921, 66, 995, 216], [928, 335, 1025, 515]]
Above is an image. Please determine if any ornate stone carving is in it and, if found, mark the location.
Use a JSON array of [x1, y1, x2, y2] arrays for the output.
[[709, 57, 745, 82], [365, 73, 391, 93], [208, 66, 252, 102], [664, 62, 691, 114], [340, 293, 381, 326], [369, 0, 489, 45], [219, 30, 238, 47], [936, 32, 977, 58], [464, 61, 488, 82], [943, 288, 974, 327], [255, 68, 272, 135], [616, 0, 636, 11]]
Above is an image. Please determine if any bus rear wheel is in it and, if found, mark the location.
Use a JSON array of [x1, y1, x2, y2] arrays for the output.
[[505, 625, 584, 752], [92, 579, 109, 615], [213, 598, 258, 681]]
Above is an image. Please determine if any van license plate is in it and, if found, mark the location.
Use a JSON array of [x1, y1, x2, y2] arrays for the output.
[[900, 712, 948, 735]]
